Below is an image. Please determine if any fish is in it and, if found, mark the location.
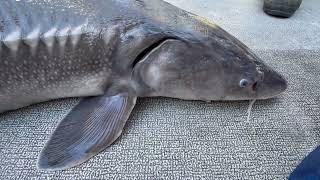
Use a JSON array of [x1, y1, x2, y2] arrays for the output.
[[0, 0, 287, 170]]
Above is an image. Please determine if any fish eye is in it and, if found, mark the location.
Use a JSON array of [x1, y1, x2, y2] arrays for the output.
[[239, 79, 249, 87]]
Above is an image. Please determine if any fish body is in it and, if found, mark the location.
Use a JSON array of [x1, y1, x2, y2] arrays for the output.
[[0, 0, 152, 112], [0, 0, 287, 170]]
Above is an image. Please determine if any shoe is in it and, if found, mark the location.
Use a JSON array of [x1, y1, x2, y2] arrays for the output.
[[263, 0, 302, 18]]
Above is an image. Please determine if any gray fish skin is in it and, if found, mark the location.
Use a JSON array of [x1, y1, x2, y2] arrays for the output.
[[0, 0, 148, 112], [0, 0, 288, 170], [0, 0, 286, 113]]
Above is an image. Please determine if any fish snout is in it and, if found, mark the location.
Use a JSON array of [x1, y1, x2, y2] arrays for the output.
[[255, 68, 287, 99]]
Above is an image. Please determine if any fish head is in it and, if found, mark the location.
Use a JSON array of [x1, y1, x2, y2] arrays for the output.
[[132, 29, 287, 101]]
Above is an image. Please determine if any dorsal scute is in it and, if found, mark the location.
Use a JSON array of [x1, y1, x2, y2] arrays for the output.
[[0, 1, 94, 56]]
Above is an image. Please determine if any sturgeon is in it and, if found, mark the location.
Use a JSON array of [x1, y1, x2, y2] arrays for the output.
[[0, 0, 287, 170]]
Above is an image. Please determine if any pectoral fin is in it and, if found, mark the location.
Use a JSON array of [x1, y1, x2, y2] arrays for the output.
[[38, 93, 137, 171]]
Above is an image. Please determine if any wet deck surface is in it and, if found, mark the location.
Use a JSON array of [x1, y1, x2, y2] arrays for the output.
[[1, 0, 320, 179]]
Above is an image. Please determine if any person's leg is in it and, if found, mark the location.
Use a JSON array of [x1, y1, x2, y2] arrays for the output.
[[263, 0, 302, 18]]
